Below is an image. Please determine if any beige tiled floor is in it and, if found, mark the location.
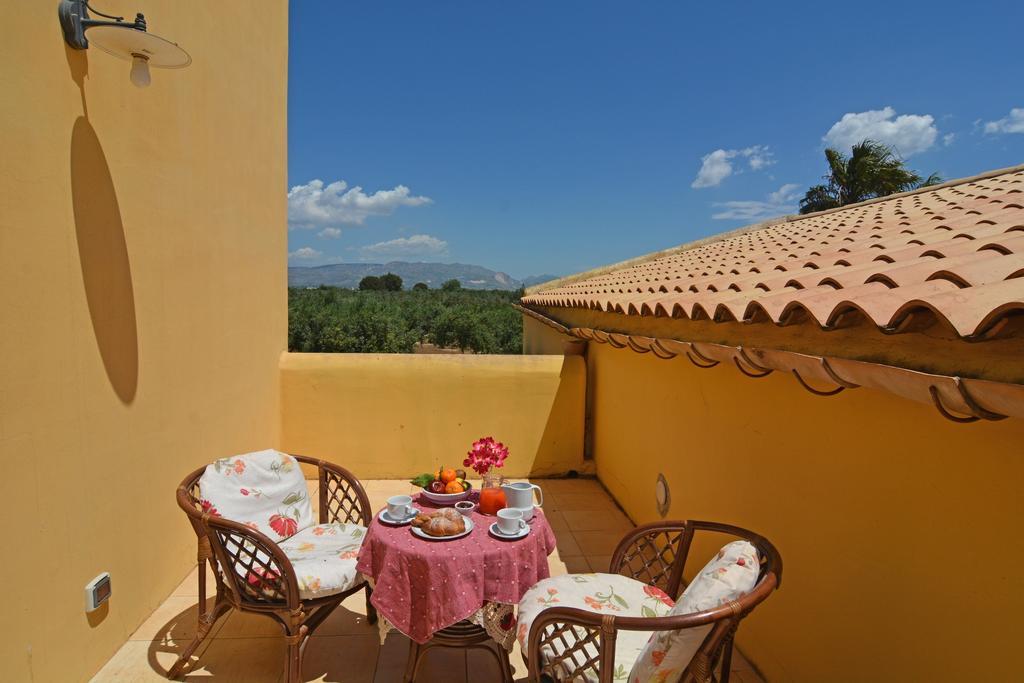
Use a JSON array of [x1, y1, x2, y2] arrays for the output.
[[92, 479, 764, 682]]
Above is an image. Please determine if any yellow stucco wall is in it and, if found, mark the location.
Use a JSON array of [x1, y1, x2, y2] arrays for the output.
[[579, 340, 1024, 682], [0, 2, 287, 680], [279, 353, 586, 478], [523, 316, 578, 354]]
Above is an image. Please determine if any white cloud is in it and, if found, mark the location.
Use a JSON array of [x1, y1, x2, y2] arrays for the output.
[[943, 133, 956, 146], [318, 227, 342, 239], [983, 108, 1024, 134], [823, 107, 937, 156], [288, 179, 432, 230], [691, 145, 774, 189], [712, 183, 801, 221], [288, 247, 323, 261], [744, 145, 774, 171], [359, 234, 449, 260]]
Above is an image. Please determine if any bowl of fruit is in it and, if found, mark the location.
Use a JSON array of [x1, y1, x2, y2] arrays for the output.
[[411, 466, 473, 504]]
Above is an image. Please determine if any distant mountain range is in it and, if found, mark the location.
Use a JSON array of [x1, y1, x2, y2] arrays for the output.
[[288, 261, 558, 291]]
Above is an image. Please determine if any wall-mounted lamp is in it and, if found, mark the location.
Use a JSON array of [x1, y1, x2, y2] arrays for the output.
[[58, 0, 190, 88]]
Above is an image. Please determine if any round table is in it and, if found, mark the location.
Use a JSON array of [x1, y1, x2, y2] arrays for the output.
[[355, 493, 557, 681]]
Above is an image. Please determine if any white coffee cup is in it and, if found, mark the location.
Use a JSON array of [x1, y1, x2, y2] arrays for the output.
[[497, 508, 527, 535], [386, 495, 413, 520]]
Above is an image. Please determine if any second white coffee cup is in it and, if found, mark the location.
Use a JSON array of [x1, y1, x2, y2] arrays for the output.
[[496, 508, 527, 535]]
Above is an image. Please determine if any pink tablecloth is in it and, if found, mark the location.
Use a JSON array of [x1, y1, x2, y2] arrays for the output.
[[355, 495, 557, 644]]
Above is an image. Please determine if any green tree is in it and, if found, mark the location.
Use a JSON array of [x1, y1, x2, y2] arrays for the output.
[[799, 140, 941, 214], [359, 275, 384, 291], [380, 272, 403, 291], [441, 279, 462, 291], [412, 282, 429, 291]]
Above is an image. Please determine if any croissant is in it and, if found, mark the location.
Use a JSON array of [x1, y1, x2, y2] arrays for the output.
[[412, 508, 466, 537]]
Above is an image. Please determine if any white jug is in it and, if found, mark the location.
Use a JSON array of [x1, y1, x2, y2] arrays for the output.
[[501, 481, 544, 517]]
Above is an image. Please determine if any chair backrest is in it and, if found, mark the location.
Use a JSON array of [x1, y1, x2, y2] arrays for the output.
[[197, 449, 314, 541]]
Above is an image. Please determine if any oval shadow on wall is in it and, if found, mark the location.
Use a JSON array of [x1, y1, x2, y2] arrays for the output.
[[71, 116, 138, 403]]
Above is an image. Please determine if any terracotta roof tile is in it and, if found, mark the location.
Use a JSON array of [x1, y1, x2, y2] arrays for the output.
[[523, 168, 1024, 340]]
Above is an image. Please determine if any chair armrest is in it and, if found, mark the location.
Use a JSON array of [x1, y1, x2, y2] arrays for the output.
[[293, 454, 373, 527], [203, 514, 302, 610]]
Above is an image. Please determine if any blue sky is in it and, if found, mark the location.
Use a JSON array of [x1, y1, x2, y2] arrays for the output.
[[287, 1, 1024, 279]]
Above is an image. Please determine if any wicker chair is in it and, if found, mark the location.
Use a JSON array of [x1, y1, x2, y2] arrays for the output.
[[168, 454, 374, 682], [524, 520, 782, 683]]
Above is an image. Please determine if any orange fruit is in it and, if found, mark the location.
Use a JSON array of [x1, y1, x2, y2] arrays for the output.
[[440, 468, 457, 483], [444, 480, 464, 494]]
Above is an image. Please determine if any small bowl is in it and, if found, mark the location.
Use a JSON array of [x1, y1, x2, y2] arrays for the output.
[[454, 501, 476, 514]]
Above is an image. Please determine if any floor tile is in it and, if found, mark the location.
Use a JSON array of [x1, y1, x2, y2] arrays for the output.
[[587, 555, 614, 573], [572, 531, 621, 556], [546, 492, 618, 512], [184, 636, 285, 681], [170, 564, 219, 598], [302, 635, 380, 682], [540, 510, 569, 532], [128, 596, 216, 642], [91, 640, 194, 681], [466, 643, 517, 682], [312, 591, 378, 636], [217, 609, 283, 639], [549, 554, 591, 575], [550, 530, 582, 556], [561, 509, 633, 533]]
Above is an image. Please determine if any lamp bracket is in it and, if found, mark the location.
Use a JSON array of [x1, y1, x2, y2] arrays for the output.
[[58, 0, 146, 50]]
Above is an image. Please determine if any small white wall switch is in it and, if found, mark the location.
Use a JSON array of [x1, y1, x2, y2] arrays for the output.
[[85, 573, 111, 612]]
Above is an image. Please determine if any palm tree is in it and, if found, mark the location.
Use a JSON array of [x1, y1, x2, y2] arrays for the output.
[[798, 140, 941, 214]]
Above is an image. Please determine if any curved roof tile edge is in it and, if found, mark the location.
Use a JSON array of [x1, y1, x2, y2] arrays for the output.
[[512, 304, 1024, 422]]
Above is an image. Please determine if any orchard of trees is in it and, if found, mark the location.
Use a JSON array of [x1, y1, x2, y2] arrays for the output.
[[289, 282, 523, 354]]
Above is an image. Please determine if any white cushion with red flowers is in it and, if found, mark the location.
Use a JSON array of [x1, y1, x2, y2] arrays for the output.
[[198, 449, 314, 542], [628, 540, 760, 683], [516, 573, 676, 682], [278, 522, 366, 599]]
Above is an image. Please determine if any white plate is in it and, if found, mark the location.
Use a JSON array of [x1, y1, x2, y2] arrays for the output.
[[378, 508, 419, 526], [410, 515, 475, 541], [488, 522, 530, 540]]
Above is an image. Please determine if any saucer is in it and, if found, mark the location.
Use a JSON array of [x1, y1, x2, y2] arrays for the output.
[[488, 522, 530, 540], [378, 507, 419, 526]]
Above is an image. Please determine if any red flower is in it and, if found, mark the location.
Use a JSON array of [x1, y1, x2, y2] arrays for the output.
[[651, 650, 666, 666], [200, 499, 221, 517], [464, 436, 509, 476], [643, 585, 674, 606], [736, 557, 746, 566], [269, 513, 298, 538], [339, 550, 358, 560], [240, 488, 249, 496], [233, 460, 246, 475]]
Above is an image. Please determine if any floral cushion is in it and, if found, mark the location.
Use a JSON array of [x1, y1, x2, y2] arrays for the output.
[[278, 522, 366, 599], [516, 573, 676, 681], [198, 449, 314, 541], [629, 540, 760, 683]]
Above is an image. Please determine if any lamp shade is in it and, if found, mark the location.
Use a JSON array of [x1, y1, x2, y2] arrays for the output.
[[86, 26, 191, 68]]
